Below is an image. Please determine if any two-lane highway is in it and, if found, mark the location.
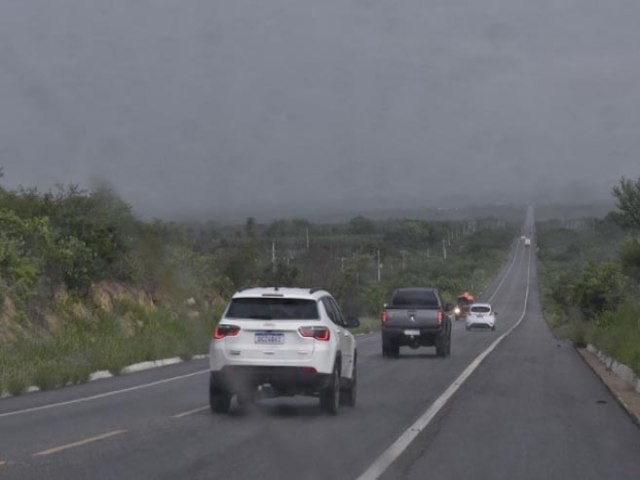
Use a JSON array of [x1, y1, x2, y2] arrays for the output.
[[1, 211, 639, 479]]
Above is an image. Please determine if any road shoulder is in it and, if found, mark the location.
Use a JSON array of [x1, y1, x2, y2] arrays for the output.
[[577, 347, 640, 427]]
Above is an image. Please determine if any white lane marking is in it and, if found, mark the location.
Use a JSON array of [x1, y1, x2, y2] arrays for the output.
[[0, 370, 209, 419], [172, 405, 209, 418], [487, 239, 521, 303], [357, 247, 532, 480], [33, 429, 126, 457]]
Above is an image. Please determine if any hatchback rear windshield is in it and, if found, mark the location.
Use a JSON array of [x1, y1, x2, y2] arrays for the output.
[[391, 290, 439, 308], [226, 298, 319, 320], [470, 306, 491, 313]]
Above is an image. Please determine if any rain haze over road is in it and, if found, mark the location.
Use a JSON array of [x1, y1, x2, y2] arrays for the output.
[[1, 0, 640, 218]]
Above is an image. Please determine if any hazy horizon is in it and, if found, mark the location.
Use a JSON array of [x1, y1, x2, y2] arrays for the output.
[[2, 0, 639, 220]]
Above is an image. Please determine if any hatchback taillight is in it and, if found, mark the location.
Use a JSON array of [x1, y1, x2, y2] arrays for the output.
[[437, 311, 444, 324], [381, 310, 388, 323], [298, 326, 330, 341], [213, 324, 240, 340]]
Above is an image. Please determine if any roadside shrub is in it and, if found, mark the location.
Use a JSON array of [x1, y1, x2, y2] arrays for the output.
[[589, 302, 640, 376], [572, 261, 626, 321]]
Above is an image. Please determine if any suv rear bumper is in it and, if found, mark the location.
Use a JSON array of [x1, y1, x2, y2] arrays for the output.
[[211, 366, 332, 396]]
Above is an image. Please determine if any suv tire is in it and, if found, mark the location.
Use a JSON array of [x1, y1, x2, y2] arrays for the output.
[[209, 376, 232, 414], [320, 363, 341, 415], [340, 359, 357, 407]]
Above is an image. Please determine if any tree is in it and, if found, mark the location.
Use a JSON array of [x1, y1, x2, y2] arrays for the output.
[[572, 261, 626, 320], [612, 177, 640, 230], [348, 216, 376, 235]]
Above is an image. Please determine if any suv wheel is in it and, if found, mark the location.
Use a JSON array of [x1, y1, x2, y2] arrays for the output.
[[320, 363, 340, 415], [340, 360, 357, 407], [209, 375, 232, 414]]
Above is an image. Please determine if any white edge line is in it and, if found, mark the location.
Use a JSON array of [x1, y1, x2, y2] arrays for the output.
[[0, 354, 211, 398], [0, 369, 209, 419], [356, 245, 532, 480]]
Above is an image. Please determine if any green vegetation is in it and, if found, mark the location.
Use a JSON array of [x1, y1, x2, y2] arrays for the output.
[[537, 176, 640, 376], [0, 169, 516, 395]]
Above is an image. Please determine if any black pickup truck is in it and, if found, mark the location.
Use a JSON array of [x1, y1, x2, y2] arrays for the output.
[[381, 287, 452, 358]]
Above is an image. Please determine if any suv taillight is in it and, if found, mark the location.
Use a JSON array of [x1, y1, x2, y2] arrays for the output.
[[381, 310, 388, 323], [299, 326, 330, 341], [437, 311, 443, 324], [213, 324, 240, 340]]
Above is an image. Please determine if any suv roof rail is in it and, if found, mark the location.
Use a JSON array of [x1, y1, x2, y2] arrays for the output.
[[309, 287, 324, 294]]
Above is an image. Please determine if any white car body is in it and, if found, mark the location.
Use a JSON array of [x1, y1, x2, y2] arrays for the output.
[[209, 287, 358, 413], [465, 303, 496, 330]]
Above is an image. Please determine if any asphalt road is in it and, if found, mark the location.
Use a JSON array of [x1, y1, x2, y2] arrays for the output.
[[1, 211, 639, 479]]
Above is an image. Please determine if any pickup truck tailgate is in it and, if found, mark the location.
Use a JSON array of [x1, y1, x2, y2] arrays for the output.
[[385, 308, 441, 329]]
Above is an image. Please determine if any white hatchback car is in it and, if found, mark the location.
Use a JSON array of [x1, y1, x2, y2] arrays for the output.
[[209, 287, 359, 414], [465, 303, 497, 331]]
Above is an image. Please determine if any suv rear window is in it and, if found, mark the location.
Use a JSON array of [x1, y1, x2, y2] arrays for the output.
[[391, 290, 439, 308], [226, 298, 319, 320], [470, 306, 491, 313]]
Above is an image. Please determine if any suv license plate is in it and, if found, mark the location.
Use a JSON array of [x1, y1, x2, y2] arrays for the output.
[[255, 333, 284, 345], [404, 329, 420, 336]]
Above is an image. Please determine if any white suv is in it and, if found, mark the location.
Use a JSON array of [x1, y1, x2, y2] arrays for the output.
[[209, 287, 360, 414]]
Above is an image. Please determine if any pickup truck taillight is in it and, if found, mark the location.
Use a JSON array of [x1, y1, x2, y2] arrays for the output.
[[213, 324, 241, 339], [437, 311, 444, 324], [381, 310, 388, 323], [299, 326, 330, 341]]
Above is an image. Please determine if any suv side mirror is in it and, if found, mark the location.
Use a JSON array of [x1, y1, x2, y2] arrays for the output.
[[345, 316, 360, 329]]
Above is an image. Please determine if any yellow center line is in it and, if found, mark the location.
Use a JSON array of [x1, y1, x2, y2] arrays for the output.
[[33, 430, 127, 457], [0, 460, 6, 467], [172, 405, 209, 418]]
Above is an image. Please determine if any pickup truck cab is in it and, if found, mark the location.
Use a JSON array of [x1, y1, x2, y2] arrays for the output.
[[381, 287, 452, 358]]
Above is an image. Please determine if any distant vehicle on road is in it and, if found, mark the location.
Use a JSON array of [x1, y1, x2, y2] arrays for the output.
[[524, 237, 531, 247], [381, 287, 452, 358], [465, 303, 497, 331], [453, 291, 475, 320], [209, 287, 359, 414]]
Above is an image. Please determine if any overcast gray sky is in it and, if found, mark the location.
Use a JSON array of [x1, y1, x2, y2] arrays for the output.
[[1, 0, 639, 219]]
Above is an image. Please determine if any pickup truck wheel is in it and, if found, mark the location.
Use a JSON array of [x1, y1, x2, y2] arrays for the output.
[[383, 343, 399, 358], [382, 343, 399, 358], [340, 362, 357, 407], [209, 376, 232, 414], [436, 334, 450, 358], [320, 364, 340, 415]]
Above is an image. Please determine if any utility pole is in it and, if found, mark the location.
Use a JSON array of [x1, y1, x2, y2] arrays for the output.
[[341, 257, 345, 273], [442, 238, 447, 260], [306, 227, 310, 251], [271, 241, 276, 265], [377, 249, 382, 282]]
